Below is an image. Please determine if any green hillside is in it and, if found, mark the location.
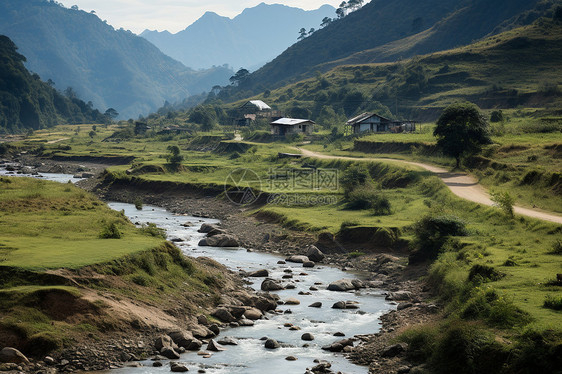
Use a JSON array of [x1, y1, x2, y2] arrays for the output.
[[231, 18, 562, 123], [0, 35, 106, 133], [237, 0, 545, 93]]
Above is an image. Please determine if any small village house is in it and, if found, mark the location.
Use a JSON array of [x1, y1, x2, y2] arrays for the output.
[[270, 118, 314, 136], [234, 100, 281, 126], [345, 112, 417, 135]]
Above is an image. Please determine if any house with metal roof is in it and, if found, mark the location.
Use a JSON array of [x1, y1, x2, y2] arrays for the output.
[[270, 118, 315, 136], [240, 100, 272, 112], [345, 112, 417, 135]]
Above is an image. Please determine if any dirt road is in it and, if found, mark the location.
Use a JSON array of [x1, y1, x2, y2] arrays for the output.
[[297, 148, 562, 225]]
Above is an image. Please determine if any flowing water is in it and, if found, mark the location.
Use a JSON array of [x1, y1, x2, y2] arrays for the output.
[[1, 167, 395, 373]]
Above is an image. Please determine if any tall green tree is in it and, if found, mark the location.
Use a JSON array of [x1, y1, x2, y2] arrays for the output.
[[433, 102, 491, 168]]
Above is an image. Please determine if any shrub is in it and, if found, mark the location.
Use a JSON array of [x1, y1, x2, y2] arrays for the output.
[[134, 198, 143, 210], [345, 185, 392, 215], [490, 110, 504, 123], [543, 294, 562, 310], [409, 215, 468, 263], [99, 222, 122, 239], [340, 165, 370, 197], [468, 264, 505, 283], [490, 190, 515, 218], [550, 239, 562, 254], [140, 223, 166, 239]]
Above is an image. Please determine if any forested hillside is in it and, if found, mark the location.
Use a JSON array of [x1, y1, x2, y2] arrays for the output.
[[243, 0, 544, 92], [0, 36, 106, 133], [0, 0, 232, 119]]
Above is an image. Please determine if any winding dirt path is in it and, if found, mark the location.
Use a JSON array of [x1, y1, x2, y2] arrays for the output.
[[297, 148, 562, 225]]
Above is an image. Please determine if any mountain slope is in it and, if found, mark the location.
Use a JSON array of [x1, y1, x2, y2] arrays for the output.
[[141, 3, 335, 70], [0, 35, 105, 132], [232, 18, 562, 122], [246, 0, 542, 91], [0, 0, 232, 118]]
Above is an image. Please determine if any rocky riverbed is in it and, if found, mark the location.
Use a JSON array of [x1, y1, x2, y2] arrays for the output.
[[0, 157, 440, 374]]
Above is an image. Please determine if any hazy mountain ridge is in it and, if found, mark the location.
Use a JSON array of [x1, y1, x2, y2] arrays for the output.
[[141, 3, 335, 70], [0, 0, 233, 119]]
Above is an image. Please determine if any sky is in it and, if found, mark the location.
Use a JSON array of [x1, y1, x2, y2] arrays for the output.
[[60, 1, 344, 34]]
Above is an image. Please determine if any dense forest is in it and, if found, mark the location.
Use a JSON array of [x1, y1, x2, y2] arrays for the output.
[[0, 35, 106, 133]]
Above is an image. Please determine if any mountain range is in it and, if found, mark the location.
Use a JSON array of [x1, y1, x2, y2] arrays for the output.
[[140, 3, 335, 71], [243, 0, 547, 91], [0, 0, 233, 119]]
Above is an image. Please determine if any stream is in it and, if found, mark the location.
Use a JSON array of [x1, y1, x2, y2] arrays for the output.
[[1, 167, 395, 373]]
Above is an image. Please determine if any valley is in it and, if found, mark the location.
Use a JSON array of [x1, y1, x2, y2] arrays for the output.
[[1, 1, 561, 373]]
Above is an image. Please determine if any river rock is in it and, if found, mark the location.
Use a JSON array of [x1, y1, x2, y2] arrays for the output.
[[238, 318, 255, 326], [170, 362, 189, 372], [308, 302, 322, 308], [321, 338, 354, 352], [198, 234, 239, 247], [217, 337, 238, 346], [206, 227, 225, 237], [243, 308, 263, 320], [208, 324, 221, 336], [0, 347, 29, 364], [332, 301, 347, 309], [207, 339, 226, 352], [168, 331, 195, 349], [333, 300, 360, 309], [198, 223, 219, 233], [327, 279, 356, 291], [264, 339, 280, 349], [211, 308, 236, 323], [247, 269, 269, 277], [303, 261, 315, 268], [397, 302, 413, 311], [386, 291, 412, 301], [381, 343, 408, 358], [154, 335, 177, 352], [160, 347, 180, 360], [286, 255, 309, 263], [197, 315, 209, 325], [301, 333, 315, 341], [261, 279, 284, 291], [284, 298, 300, 305], [186, 339, 203, 351], [285, 356, 297, 361], [189, 324, 215, 339], [306, 245, 325, 262]]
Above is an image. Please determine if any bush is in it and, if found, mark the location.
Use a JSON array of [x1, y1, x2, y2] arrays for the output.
[[409, 215, 468, 263], [550, 239, 562, 254], [490, 110, 504, 123], [340, 165, 370, 197], [134, 198, 143, 210], [140, 223, 166, 239], [468, 264, 505, 283], [490, 190, 515, 217], [99, 222, 122, 239], [543, 294, 562, 310], [345, 185, 392, 215]]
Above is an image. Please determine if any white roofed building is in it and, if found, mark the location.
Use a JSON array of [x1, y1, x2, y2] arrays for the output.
[[270, 118, 314, 136]]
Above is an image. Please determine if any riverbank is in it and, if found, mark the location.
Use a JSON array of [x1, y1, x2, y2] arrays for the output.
[[85, 168, 437, 374], [1, 156, 437, 373]]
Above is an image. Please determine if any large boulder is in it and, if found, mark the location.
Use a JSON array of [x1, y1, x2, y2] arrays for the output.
[[321, 338, 354, 352], [198, 223, 219, 233], [207, 339, 226, 352], [381, 343, 408, 358], [160, 347, 180, 359], [261, 279, 284, 291], [188, 324, 215, 339], [243, 308, 263, 320], [327, 279, 356, 292], [198, 234, 239, 247], [247, 269, 269, 277], [154, 335, 177, 352], [168, 331, 195, 349], [0, 347, 29, 364], [212, 308, 237, 323], [386, 291, 412, 301], [286, 255, 309, 263], [306, 245, 325, 262]]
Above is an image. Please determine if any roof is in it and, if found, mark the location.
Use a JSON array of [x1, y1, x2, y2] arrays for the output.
[[347, 112, 391, 125], [242, 100, 271, 111], [271, 118, 315, 126]]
